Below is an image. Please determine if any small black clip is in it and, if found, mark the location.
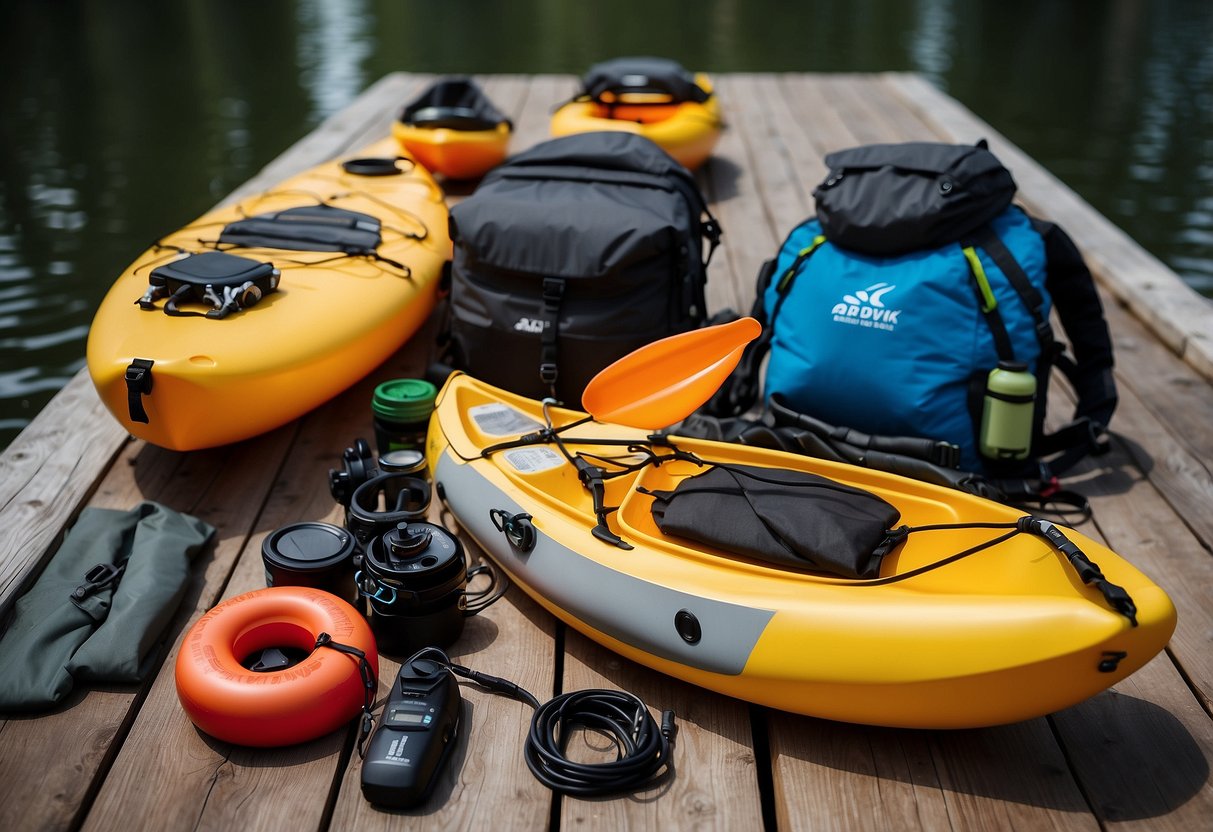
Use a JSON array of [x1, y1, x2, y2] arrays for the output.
[[72, 562, 125, 601]]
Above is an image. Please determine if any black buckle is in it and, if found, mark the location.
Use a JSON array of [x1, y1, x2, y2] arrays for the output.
[[1086, 419, 1111, 456], [72, 562, 126, 601], [539, 363, 558, 384], [125, 359, 153, 392], [930, 441, 961, 469], [542, 278, 564, 305], [125, 358, 155, 424]]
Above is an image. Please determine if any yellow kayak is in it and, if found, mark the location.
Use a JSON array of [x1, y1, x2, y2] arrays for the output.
[[426, 373, 1176, 729], [551, 57, 722, 171], [87, 140, 450, 451], [392, 78, 512, 180]]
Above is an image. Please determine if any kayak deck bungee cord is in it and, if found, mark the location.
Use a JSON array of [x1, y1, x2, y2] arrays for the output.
[[87, 139, 450, 450], [426, 372, 1175, 729]]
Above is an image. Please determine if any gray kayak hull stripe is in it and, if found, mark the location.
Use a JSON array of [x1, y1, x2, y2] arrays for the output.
[[435, 450, 774, 676]]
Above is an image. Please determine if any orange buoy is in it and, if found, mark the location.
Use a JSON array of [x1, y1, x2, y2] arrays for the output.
[[175, 586, 378, 747]]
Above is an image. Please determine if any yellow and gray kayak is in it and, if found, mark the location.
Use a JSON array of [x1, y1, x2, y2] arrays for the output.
[[427, 372, 1175, 729]]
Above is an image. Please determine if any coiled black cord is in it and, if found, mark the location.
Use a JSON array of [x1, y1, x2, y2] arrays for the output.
[[524, 688, 676, 797], [405, 648, 676, 796]]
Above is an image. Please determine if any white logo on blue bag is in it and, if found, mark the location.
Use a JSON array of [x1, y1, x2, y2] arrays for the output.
[[831, 283, 901, 330]]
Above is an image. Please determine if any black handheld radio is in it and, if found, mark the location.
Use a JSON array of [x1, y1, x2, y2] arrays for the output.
[[360, 656, 462, 808]]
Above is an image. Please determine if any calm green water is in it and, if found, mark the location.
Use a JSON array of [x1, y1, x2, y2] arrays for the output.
[[2, 0, 1211, 448]]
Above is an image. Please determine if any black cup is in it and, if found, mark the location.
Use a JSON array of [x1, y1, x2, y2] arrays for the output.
[[262, 522, 358, 603]]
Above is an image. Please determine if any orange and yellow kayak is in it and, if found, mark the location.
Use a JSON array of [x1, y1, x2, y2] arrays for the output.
[[551, 58, 722, 171], [393, 78, 512, 180]]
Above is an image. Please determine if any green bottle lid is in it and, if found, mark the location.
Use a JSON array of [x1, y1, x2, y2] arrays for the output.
[[372, 379, 437, 424]]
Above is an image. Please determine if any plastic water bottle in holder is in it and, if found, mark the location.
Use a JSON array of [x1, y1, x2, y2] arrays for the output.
[[979, 361, 1036, 461]]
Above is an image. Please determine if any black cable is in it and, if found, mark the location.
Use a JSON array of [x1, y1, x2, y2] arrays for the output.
[[524, 688, 676, 797], [405, 649, 676, 796]]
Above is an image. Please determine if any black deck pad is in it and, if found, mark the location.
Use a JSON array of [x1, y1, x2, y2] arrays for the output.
[[219, 205, 382, 253]]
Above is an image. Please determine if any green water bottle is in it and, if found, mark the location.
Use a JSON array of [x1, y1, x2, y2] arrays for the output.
[[979, 361, 1036, 461], [371, 379, 438, 456]]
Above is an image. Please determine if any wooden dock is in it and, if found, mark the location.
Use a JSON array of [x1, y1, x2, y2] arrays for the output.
[[2, 72, 1212, 831]]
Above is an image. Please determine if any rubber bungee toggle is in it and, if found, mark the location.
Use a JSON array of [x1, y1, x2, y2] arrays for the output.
[[175, 586, 379, 747]]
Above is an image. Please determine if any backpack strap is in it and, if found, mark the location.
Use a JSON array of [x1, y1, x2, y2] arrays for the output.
[[539, 278, 566, 399], [960, 243, 1016, 362], [967, 220, 1114, 477], [705, 234, 826, 417], [1030, 218, 1118, 429]]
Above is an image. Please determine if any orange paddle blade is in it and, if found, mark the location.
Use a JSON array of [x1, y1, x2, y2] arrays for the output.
[[581, 317, 762, 429]]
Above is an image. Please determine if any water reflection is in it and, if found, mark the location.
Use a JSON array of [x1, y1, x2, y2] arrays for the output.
[[297, 0, 376, 120], [0, 0, 1211, 450]]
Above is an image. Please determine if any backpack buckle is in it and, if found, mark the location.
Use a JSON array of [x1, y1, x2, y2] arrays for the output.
[[72, 562, 126, 601], [539, 363, 558, 385], [1086, 419, 1111, 456], [930, 442, 961, 469]]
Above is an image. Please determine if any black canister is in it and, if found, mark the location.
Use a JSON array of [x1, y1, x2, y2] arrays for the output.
[[262, 522, 358, 603], [355, 521, 468, 657]]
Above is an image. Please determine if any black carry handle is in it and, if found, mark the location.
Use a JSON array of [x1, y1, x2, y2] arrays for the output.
[[584, 74, 709, 105]]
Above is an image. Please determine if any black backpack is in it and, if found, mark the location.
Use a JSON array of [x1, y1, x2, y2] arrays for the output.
[[443, 132, 721, 403]]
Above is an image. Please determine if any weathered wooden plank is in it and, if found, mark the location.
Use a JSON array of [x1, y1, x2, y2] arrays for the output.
[[0, 372, 127, 617], [768, 714, 1100, 831], [884, 72, 1213, 383], [510, 74, 578, 154], [813, 73, 909, 149], [558, 631, 763, 830], [1073, 432, 1213, 712], [726, 74, 811, 238], [780, 73, 869, 160], [701, 76, 780, 316], [1052, 651, 1213, 830], [834, 73, 940, 145], [1098, 298, 1213, 547]]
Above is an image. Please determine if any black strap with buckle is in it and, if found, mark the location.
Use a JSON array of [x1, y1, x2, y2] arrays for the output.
[[125, 358, 155, 424], [539, 278, 565, 397]]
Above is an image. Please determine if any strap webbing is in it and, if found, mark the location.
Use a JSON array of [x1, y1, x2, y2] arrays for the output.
[[961, 245, 1015, 362], [539, 278, 565, 398], [124, 359, 154, 424]]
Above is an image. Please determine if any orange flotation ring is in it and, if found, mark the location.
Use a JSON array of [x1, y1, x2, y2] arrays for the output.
[[175, 586, 378, 747]]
